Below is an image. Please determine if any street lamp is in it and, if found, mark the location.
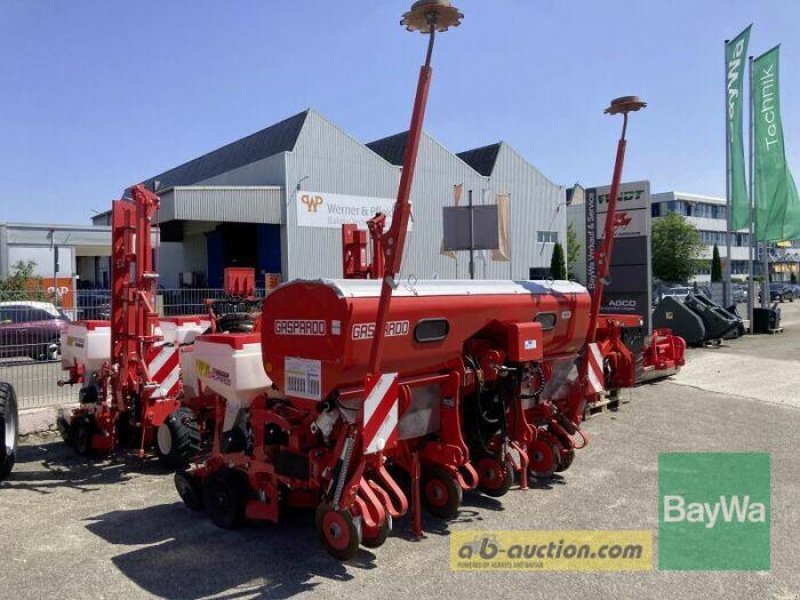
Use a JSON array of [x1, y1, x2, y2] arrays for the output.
[[586, 96, 647, 344]]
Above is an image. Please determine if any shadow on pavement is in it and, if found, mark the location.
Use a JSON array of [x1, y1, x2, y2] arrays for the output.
[[85, 503, 371, 599], [1, 439, 174, 494]]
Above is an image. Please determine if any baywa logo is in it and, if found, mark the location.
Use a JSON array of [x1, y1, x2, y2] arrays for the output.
[[658, 453, 770, 570]]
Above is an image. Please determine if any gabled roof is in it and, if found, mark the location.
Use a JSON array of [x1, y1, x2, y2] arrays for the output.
[[144, 110, 309, 190], [366, 131, 409, 166], [456, 143, 502, 176]]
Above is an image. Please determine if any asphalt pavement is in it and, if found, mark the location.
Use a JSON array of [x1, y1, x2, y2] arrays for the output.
[[1, 305, 799, 600]]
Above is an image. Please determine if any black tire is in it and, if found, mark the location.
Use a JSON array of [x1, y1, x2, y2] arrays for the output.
[[57, 416, 72, 445], [361, 514, 391, 549], [217, 313, 255, 333], [316, 504, 362, 560], [156, 408, 201, 468], [31, 338, 60, 362], [71, 414, 95, 457], [556, 448, 575, 472], [476, 456, 515, 498], [421, 465, 462, 520], [203, 467, 249, 529], [175, 470, 204, 511], [0, 382, 19, 481]]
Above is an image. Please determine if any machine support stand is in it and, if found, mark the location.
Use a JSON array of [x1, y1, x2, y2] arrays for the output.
[[411, 451, 423, 539]]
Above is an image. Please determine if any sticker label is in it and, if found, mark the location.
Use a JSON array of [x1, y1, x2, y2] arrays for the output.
[[524, 339, 537, 350], [285, 357, 322, 400], [352, 320, 410, 340], [274, 320, 326, 336]]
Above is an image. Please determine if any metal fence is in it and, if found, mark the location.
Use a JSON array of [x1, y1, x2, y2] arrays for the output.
[[0, 288, 250, 410]]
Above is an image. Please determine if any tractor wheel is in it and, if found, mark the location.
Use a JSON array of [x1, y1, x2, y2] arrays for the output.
[[71, 414, 95, 457], [156, 408, 201, 468], [556, 448, 575, 472], [56, 416, 72, 445], [316, 505, 362, 560], [528, 437, 560, 479], [421, 465, 462, 520], [476, 456, 515, 498], [361, 514, 392, 549], [174, 470, 204, 511], [0, 382, 19, 481], [203, 467, 249, 529]]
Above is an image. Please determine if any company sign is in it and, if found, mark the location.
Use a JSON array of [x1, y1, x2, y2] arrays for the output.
[[658, 453, 770, 570], [585, 181, 652, 331], [296, 191, 412, 231]]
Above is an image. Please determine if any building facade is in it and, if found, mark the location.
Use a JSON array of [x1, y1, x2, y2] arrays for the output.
[[101, 109, 565, 288], [650, 191, 751, 283]]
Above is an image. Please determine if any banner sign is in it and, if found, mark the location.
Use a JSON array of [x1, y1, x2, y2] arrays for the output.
[[726, 26, 752, 232], [585, 181, 652, 331], [753, 46, 800, 241], [296, 191, 411, 231]]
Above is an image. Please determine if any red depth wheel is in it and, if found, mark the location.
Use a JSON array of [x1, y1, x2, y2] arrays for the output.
[[316, 505, 362, 561], [421, 465, 462, 519], [528, 436, 560, 479], [476, 456, 514, 498]]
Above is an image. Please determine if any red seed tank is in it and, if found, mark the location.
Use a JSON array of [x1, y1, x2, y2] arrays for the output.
[[261, 279, 591, 401]]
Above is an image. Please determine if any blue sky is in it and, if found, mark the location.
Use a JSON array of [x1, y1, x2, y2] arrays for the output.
[[1, 0, 798, 224]]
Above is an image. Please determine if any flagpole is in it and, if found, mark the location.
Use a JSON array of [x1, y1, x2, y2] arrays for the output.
[[724, 39, 732, 306], [747, 55, 755, 330]]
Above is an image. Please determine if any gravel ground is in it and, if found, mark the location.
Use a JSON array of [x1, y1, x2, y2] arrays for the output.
[[1, 306, 798, 600]]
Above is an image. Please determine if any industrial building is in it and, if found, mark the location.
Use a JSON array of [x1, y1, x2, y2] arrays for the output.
[[0, 222, 111, 286], [650, 191, 751, 282], [89, 109, 565, 287]]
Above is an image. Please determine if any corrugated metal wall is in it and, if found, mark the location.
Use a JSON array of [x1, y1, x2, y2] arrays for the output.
[[482, 144, 566, 280], [168, 186, 283, 224], [285, 110, 565, 281], [284, 111, 400, 280]]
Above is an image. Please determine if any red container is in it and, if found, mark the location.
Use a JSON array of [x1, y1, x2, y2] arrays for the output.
[[261, 279, 591, 401]]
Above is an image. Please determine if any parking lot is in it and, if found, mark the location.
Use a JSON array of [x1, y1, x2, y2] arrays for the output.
[[1, 305, 799, 600]]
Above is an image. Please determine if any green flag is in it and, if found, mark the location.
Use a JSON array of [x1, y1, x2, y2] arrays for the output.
[[727, 26, 751, 232], [753, 46, 800, 241]]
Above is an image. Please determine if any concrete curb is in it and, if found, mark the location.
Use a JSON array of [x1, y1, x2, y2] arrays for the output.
[[19, 404, 77, 436]]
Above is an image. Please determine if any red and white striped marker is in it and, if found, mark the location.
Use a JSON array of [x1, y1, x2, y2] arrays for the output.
[[147, 344, 181, 399], [586, 343, 606, 395], [362, 373, 399, 455]]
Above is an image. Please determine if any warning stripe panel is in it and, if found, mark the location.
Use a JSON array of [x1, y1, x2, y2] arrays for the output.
[[147, 344, 181, 399], [362, 373, 399, 455], [587, 343, 605, 394]]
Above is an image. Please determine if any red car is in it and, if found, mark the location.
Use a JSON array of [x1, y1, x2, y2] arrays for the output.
[[0, 301, 70, 361]]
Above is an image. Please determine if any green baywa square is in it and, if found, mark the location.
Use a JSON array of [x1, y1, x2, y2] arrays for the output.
[[658, 452, 770, 570]]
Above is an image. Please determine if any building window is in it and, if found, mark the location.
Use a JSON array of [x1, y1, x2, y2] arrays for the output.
[[537, 231, 558, 244]]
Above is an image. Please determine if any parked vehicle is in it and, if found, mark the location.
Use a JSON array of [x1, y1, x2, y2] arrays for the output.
[[0, 301, 70, 361], [76, 291, 111, 320], [656, 286, 691, 304], [761, 283, 795, 303], [732, 284, 749, 303]]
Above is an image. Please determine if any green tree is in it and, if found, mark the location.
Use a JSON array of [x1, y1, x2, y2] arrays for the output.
[[0, 260, 46, 301], [711, 244, 723, 282], [566, 221, 581, 279], [550, 242, 567, 280], [652, 213, 705, 283]]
